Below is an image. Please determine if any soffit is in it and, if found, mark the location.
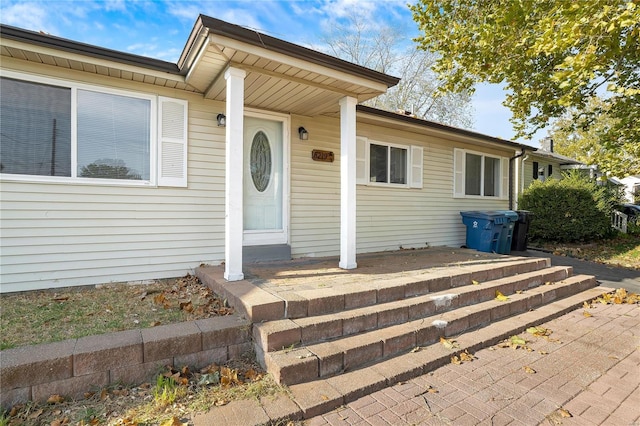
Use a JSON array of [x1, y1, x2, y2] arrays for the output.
[[0, 36, 199, 93], [185, 34, 391, 116]]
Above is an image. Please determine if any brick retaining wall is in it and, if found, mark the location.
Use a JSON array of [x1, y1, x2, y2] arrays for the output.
[[0, 314, 251, 409]]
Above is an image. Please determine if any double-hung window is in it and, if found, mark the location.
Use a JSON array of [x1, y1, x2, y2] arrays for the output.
[[453, 148, 508, 198], [356, 137, 423, 188], [0, 72, 187, 187]]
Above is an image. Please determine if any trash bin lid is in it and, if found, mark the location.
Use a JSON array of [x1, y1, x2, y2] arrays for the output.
[[459, 211, 507, 220], [495, 210, 519, 222]]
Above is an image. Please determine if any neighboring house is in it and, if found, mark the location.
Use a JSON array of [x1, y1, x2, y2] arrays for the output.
[[619, 175, 640, 203], [0, 15, 533, 292], [513, 137, 608, 208]]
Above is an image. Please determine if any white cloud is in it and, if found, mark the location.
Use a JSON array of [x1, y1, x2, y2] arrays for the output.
[[0, 2, 56, 33]]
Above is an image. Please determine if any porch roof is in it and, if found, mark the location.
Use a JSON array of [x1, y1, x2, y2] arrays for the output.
[[178, 15, 400, 116]]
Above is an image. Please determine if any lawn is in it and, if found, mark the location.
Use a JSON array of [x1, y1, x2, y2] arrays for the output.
[[536, 233, 640, 270]]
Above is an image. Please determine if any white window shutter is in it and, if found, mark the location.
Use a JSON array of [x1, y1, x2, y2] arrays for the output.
[[501, 157, 510, 199], [453, 148, 465, 197], [158, 97, 188, 187], [409, 145, 423, 188], [356, 136, 367, 185]]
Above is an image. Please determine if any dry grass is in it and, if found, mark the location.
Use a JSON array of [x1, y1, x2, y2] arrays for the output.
[[537, 234, 640, 270], [0, 275, 298, 425], [0, 274, 232, 350], [1, 353, 293, 425]]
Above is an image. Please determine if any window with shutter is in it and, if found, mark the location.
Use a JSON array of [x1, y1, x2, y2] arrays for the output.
[[356, 137, 422, 189], [0, 71, 188, 187]]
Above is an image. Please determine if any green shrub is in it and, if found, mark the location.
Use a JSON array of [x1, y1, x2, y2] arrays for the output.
[[518, 170, 621, 243]]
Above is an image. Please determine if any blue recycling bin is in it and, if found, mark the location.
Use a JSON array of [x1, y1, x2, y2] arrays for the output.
[[460, 211, 509, 253], [495, 210, 519, 254]]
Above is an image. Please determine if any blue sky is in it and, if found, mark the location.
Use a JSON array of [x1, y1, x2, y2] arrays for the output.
[[0, 0, 541, 147]]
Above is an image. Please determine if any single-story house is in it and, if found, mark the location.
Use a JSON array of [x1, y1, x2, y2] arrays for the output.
[[0, 15, 536, 293]]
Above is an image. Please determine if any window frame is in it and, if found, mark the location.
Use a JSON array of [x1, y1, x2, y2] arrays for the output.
[[453, 148, 508, 199], [0, 70, 158, 187], [357, 137, 423, 189]]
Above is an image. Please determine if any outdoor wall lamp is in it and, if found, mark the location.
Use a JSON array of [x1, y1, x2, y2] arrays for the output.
[[217, 113, 226, 127], [298, 126, 309, 140]]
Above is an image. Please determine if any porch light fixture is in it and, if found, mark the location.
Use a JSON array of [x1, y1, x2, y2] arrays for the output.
[[298, 126, 309, 140], [217, 113, 226, 127]]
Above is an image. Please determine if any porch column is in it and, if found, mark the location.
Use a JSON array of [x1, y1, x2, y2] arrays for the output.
[[339, 96, 357, 269], [224, 67, 246, 281]]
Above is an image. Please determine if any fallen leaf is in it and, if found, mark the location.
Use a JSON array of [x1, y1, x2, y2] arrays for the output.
[[538, 350, 549, 355], [451, 355, 461, 365], [100, 388, 108, 401], [509, 335, 527, 349], [523, 366, 536, 374], [321, 395, 329, 401], [440, 336, 460, 350], [459, 350, 475, 362], [28, 409, 43, 419], [153, 293, 166, 305], [472, 280, 480, 285], [411, 346, 422, 353], [47, 394, 64, 404], [558, 408, 572, 418], [583, 301, 591, 309], [583, 310, 592, 318], [526, 326, 551, 337], [151, 321, 161, 326], [179, 300, 193, 313], [160, 416, 187, 426], [516, 290, 524, 294], [495, 290, 509, 301], [544, 281, 553, 286]]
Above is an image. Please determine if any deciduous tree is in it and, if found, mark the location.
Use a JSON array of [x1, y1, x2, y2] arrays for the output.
[[320, 13, 473, 128], [410, 0, 639, 147], [550, 97, 640, 177]]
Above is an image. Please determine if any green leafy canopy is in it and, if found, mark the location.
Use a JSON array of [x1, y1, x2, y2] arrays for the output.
[[410, 0, 639, 167]]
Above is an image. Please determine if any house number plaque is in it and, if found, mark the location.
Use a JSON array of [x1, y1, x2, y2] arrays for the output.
[[311, 149, 334, 163]]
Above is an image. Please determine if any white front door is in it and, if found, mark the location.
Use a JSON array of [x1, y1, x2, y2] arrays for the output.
[[243, 114, 288, 245]]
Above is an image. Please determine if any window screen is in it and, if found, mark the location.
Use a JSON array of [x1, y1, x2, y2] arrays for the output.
[[77, 90, 150, 180], [0, 78, 71, 176]]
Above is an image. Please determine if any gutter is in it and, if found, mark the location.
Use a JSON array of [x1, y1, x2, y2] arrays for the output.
[[509, 148, 528, 210]]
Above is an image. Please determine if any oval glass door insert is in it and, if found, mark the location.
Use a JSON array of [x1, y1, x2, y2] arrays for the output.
[[250, 131, 272, 192]]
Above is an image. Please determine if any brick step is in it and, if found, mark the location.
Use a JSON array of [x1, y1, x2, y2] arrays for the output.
[[279, 258, 549, 318], [253, 265, 572, 354], [263, 274, 596, 385], [286, 285, 613, 419]]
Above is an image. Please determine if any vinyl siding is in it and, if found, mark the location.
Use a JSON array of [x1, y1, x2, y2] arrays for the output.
[[289, 115, 341, 258], [288, 116, 513, 258], [523, 156, 563, 190], [1, 59, 226, 292], [354, 123, 512, 253], [2, 57, 517, 291]]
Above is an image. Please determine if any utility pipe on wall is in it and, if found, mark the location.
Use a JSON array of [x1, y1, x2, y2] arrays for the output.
[[509, 148, 528, 210]]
